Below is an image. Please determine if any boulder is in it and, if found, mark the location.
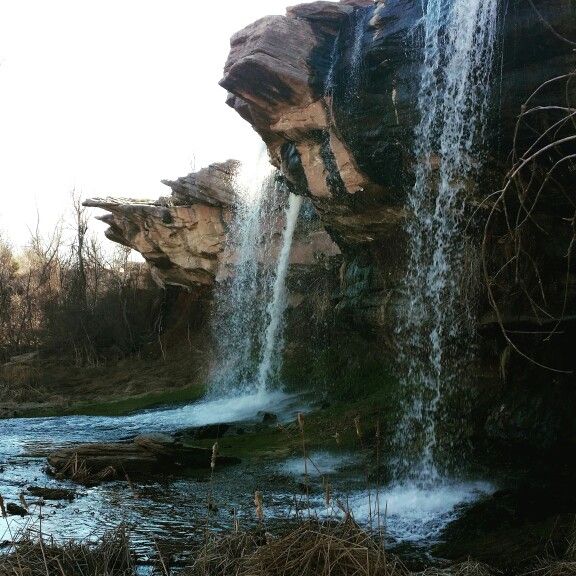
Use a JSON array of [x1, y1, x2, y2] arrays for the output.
[[6, 503, 28, 517], [47, 434, 240, 485], [27, 486, 75, 501]]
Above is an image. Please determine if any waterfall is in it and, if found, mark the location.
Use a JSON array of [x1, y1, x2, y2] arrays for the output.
[[346, 8, 370, 101], [210, 154, 302, 398], [325, 7, 370, 100], [397, 0, 498, 484], [209, 152, 278, 397], [256, 193, 303, 392]]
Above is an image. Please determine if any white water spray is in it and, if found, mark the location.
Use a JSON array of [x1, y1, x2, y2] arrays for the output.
[[256, 193, 303, 392], [210, 151, 278, 397], [398, 0, 498, 484], [211, 150, 303, 398]]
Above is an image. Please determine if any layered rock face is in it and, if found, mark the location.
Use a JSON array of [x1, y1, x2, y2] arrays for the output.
[[221, 0, 576, 330], [86, 161, 341, 292], [221, 0, 576, 454], [85, 162, 238, 289]]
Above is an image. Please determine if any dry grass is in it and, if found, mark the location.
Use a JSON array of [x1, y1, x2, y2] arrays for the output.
[[0, 364, 46, 403], [188, 520, 407, 576], [51, 454, 116, 486], [186, 531, 264, 576], [529, 561, 576, 576], [419, 560, 498, 576], [0, 526, 134, 576], [522, 524, 576, 576]]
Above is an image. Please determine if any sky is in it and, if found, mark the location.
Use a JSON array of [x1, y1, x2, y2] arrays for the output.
[[0, 0, 319, 249]]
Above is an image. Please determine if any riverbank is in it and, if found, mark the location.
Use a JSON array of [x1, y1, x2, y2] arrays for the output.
[[0, 348, 207, 419], [2, 514, 575, 575], [1, 388, 575, 573]]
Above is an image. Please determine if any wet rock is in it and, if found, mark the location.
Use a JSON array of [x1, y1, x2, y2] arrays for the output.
[[258, 412, 278, 424], [6, 503, 28, 517], [220, 0, 576, 337], [27, 486, 75, 501], [47, 434, 240, 485], [436, 484, 576, 569], [176, 423, 231, 441]]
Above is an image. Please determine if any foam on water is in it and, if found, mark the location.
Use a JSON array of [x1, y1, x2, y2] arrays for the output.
[[0, 391, 305, 457], [349, 480, 494, 542], [277, 450, 361, 478], [125, 390, 300, 429]]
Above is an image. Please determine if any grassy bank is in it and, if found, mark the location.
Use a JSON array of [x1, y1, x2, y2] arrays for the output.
[[0, 347, 207, 419], [2, 518, 575, 575]]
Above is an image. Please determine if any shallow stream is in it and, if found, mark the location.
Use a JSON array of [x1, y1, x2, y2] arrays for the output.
[[0, 393, 494, 567]]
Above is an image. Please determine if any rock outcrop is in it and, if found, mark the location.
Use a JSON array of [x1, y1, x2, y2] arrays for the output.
[[48, 434, 240, 485], [85, 162, 237, 289], [221, 0, 576, 456], [86, 161, 341, 292], [220, 0, 576, 330]]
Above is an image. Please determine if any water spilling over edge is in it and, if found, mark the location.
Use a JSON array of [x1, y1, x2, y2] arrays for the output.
[[256, 193, 303, 392], [396, 0, 498, 483]]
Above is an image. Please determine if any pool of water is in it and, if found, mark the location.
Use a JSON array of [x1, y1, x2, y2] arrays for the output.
[[0, 393, 494, 567]]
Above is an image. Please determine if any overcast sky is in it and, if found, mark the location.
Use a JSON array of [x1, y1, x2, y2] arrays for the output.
[[0, 0, 318, 249]]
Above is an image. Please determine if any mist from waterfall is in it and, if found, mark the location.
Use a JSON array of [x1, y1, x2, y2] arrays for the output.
[[209, 152, 302, 399], [397, 0, 498, 484], [209, 151, 278, 397]]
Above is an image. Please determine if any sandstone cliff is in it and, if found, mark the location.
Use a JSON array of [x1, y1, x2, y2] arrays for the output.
[[220, 0, 576, 454], [85, 162, 238, 289], [220, 0, 576, 330], [86, 161, 341, 291]]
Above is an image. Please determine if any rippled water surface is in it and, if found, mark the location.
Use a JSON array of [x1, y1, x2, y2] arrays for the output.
[[0, 394, 493, 565]]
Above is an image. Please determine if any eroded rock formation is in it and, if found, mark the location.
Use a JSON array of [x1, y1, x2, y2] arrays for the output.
[[221, 0, 576, 454], [85, 162, 238, 288], [220, 0, 576, 330], [86, 161, 341, 292]]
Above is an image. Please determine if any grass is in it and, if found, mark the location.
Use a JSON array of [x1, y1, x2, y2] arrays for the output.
[[21, 384, 204, 418], [184, 383, 398, 462], [187, 519, 407, 576], [0, 526, 133, 576], [0, 347, 207, 418]]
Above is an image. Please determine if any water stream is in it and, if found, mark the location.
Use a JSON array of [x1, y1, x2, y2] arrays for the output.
[[256, 193, 303, 391], [346, 7, 370, 102], [397, 0, 498, 483], [209, 152, 279, 397], [0, 405, 492, 562], [210, 153, 303, 397]]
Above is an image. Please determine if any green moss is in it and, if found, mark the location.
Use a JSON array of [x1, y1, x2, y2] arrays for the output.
[[189, 383, 398, 464], [282, 333, 399, 402], [18, 384, 205, 418]]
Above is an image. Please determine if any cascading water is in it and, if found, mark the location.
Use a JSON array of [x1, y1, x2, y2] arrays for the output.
[[397, 0, 498, 484], [346, 7, 370, 101], [256, 193, 303, 391], [210, 152, 302, 399], [325, 7, 370, 101], [397, 0, 499, 481], [209, 151, 278, 397]]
